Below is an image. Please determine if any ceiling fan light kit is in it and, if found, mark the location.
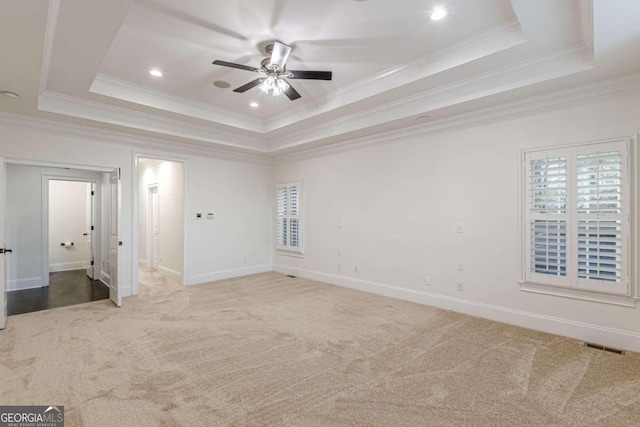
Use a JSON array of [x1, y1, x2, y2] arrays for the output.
[[212, 41, 332, 101]]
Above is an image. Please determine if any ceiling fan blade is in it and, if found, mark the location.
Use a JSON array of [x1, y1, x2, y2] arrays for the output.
[[212, 60, 260, 73], [269, 41, 292, 70], [288, 70, 332, 80], [284, 82, 301, 101], [233, 78, 264, 93]]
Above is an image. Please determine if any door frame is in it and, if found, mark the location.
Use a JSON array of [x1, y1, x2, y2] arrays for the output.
[[132, 152, 187, 294], [146, 183, 158, 269], [42, 176, 101, 287], [4, 158, 117, 294]]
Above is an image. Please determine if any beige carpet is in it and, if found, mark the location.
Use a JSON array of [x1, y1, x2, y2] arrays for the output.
[[1, 270, 639, 426]]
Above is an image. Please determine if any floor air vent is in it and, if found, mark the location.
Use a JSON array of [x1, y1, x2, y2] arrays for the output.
[[584, 342, 625, 355], [286, 275, 296, 278]]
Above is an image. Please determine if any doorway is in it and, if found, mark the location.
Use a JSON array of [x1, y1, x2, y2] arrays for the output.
[[0, 163, 121, 323], [5, 179, 113, 316], [136, 157, 185, 289]]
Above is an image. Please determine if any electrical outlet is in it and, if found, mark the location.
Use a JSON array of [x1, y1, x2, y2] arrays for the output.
[[243, 256, 247, 263], [338, 263, 342, 271], [457, 262, 464, 272], [456, 223, 464, 233], [338, 250, 342, 257], [425, 276, 431, 286], [354, 266, 359, 273], [457, 281, 464, 291]]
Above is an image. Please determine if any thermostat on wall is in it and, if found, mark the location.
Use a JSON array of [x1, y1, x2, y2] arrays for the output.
[[206, 213, 214, 220]]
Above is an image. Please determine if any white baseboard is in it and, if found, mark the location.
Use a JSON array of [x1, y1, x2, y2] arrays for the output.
[[7, 276, 44, 291], [158, 265, 182, 281], [100, 270, 110, 285], [49, 261, 86, 273], [273, 264, 640, 353], [188, 264, 273, 286], [120, 285, 132, 298]]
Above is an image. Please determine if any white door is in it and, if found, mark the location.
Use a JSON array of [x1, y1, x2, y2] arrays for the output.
[[85, 182, 94, 279], [109, 169, 121, 307], [151, 186, 159, 269], [0, 158, 7, 329]]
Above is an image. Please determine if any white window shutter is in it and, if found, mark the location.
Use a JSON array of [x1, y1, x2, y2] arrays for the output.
[[575, 141, 628, 294], [276, 182, 303, 253], [525, 150, 570, 286], [523, 139, 631, 296]]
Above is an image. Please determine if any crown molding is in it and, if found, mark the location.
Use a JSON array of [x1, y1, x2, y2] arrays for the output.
[[274, 72, 640, 163], [264, 17, 526, 133], [39, 0, 60, 94], [0, 112, 273, 165], [89, 74, 265, 133], [37, 90, 267, 151], [269, 42, 594, 152], [579, 0, 594, 50]]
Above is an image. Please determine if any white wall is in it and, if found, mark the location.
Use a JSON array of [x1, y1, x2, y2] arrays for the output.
[[6, 165, 102, 290], [186, 155, 273, 284], [138, 160, 184, 280], [0, 123, 273, 295], [48, 180, 91, 272], [273, 91, 640, 351]]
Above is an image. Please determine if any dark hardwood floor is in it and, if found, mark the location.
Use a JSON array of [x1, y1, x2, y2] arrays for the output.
[[7, 269, 110, 316]]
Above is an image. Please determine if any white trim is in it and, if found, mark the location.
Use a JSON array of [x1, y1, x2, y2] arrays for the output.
[[48, 261, 86, 273], [39, 0, 60, 93], [100, 270, 110, 284], [274, 73, 640, 163], [519, 281, 637, 307], [146, 183, 158, 270], [38, 91, 266, 151], [0, 113, 272, 165], [578, 0, 594, 50], [158, 265, 182, 281], [265, 17, 526, 132], [7, 277, 44, 291], [187, 264, 273, 286], [273, 264, 640, 353], [275, 251, 305, 258], [90, 74, 265, 133], [268, 43, 593, 151]]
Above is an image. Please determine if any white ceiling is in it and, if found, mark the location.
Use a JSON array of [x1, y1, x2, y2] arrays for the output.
[[1, 0, 639, 158]]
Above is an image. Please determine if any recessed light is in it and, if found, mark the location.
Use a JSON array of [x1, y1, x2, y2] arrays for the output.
[[149, 69, 163, 77], [431, 7, 447, 20], [249, 102, 259, 108], [213, 80, 231, 89], [1, 91, 19, 99]]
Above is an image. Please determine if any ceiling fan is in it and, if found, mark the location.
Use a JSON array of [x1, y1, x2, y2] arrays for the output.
[[212, 41, 332, 101]]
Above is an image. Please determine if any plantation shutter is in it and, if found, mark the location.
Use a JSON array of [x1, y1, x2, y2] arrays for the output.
[[276, 182, 302, 253], [524, 139, 631, 295], [575, 141, 628, 294], [525, 149, 570, 286]]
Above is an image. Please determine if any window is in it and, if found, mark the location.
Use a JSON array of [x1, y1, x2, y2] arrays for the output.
[[276, 181, 303, 254], [522, 138, 636, 301]]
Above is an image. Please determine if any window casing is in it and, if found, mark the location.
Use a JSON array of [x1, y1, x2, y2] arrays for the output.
[[522, 138, 636, 301], [276, 181, 303, 254]]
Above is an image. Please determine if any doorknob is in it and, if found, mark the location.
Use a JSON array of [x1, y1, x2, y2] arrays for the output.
[[0, 248, 12, 254]]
